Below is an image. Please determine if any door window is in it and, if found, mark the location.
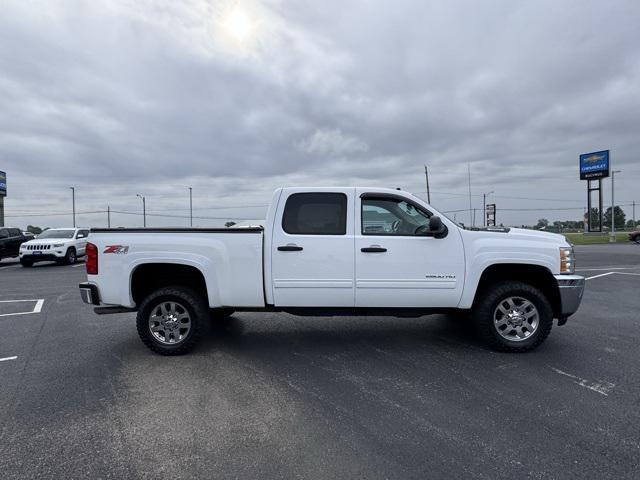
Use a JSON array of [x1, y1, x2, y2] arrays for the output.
[[362, 197, 431, 235], [282, 193, 347, 235], [8, 228, 21, 237]]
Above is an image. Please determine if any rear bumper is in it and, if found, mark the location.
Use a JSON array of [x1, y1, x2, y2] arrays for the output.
[[79, 282, 101, 306], [554, 275, 585, 319]]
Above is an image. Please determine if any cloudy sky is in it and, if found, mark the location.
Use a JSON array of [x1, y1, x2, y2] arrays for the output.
[[1, 0, 639, 228]]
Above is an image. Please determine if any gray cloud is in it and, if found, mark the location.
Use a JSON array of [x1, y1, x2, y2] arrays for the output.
[[1, 0, 639, 228]]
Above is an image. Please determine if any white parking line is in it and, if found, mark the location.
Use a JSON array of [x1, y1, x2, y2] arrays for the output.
[[0, 299, 45, 317], [585, 272, 640, 280], [577, 266, 640, 272], [0, 356, 18, 362], [585, 272, 616, 280], [551, 367, 615, 396], [72, 263, 85, 268]]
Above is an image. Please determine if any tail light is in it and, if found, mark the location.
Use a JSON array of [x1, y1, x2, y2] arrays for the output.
[[86, 242, 98, 275]]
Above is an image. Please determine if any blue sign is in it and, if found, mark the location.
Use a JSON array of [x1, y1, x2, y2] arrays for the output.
[[580, 150, 609, 180], [0, 171, 5, 196]]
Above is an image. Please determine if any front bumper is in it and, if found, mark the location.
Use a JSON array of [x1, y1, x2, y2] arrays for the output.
[[79, 282, 101, 306], [554, 275, 585, 319]]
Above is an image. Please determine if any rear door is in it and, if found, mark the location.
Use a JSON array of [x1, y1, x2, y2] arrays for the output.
[[8, 229, 23, 256], [355, 190, 465, 308], [270, 189, 355, 307], [0, 228, 8, 257]]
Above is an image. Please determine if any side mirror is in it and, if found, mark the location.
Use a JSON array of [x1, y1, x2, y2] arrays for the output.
[[429, 216, 447, 238]]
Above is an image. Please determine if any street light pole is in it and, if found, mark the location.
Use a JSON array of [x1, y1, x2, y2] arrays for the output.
[[136, 194, 146, 227], [610, 170, 621, 242], [483, 191, 494, 227], [188, 187, 193, 227], [424, 165, 431, 204], [70, 187, 76, 227]]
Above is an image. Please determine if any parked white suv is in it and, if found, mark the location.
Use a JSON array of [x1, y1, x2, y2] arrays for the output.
[[20, 228, 90, 267]]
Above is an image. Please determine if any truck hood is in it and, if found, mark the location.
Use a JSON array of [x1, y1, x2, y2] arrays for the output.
[[505, 228, 566, 244], [461, 227, 567, 245], [23, 238, 72, 246]]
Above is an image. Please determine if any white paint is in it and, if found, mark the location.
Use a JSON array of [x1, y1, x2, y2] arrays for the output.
[[72, 262, 86, 268], [585, 271, 640, 280], [585, 272, 616, 280], [0, 356, 18, 362], [0, 299, 45, 317], [551, 367, 615, 396], [576, 266, 640, 272], [33, 299, 44, 313]]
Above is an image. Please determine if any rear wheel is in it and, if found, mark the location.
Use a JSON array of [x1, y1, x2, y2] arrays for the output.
[[136, 286, 207, 355], [473, 281, 553, 352]]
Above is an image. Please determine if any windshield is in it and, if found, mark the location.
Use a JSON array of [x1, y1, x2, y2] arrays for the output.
[[37, 229, 76, 239]]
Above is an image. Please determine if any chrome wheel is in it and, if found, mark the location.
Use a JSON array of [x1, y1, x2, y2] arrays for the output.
[[148, 301, 191, 344], [493, 296, 539, 342]]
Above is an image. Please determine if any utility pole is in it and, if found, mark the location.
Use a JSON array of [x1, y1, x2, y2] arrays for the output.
[[70, 187, 76, 227], [107, 205, 111, 228], [424, 165, 431, 204], [610, 170, 621, 242], [188, 187, 193, 227], [467, 163, 472, 226], [633, 200, 636, 227], [136, 194, 146, 227], [483, 191, 494, 227]]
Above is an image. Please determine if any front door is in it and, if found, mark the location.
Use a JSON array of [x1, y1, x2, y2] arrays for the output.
[[355, 190, 465, 308], [271, 189, 355, 307]]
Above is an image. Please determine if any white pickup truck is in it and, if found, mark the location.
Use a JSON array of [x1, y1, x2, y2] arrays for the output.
[[79, 187, 584, 355]]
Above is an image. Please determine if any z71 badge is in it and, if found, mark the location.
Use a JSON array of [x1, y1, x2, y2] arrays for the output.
[[103, 245, 129, 254]]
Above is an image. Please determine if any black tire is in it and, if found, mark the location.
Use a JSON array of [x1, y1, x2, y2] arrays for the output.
[[136, 286, 207, 355], [62, 247, 77, 265], [20, 259, 33, 267], [473, 281, 553, 352]]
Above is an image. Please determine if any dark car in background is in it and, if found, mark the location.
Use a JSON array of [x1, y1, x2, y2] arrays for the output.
[[0, 228, 30, 262], [629, 230, 640, 244]]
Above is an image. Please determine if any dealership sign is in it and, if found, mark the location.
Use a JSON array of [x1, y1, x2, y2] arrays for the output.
[[0, 171, 6, 196], [579, 150, 610, 180]]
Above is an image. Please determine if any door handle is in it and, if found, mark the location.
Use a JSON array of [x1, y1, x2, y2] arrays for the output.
[[278, 244, 303, 252], [361, 246, 387, 253]]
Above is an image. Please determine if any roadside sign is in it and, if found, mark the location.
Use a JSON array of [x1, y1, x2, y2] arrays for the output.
[[0, 171, 6, 196], [579, 150, 609, 180], [486, 203, 496, 227]]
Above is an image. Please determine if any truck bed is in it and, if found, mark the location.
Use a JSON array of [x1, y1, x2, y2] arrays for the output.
[[87, 227, 265, 308]]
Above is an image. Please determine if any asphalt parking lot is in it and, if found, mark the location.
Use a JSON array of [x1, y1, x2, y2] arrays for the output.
[[1, 244, 639, 479]]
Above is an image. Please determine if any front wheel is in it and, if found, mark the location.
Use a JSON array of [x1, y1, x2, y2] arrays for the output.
[[473, 281, 553, 352], [20, 259, 33, 267], [136, 286, 207, 355], [62, 248, 77, 265]]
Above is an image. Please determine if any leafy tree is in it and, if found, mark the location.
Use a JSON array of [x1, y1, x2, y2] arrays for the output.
[[627, 219, 639, 230], [535, 218, 549, 229], [26, 225, 43, 235], [224, 221, 236, 228], [604, 206, 626, 229]]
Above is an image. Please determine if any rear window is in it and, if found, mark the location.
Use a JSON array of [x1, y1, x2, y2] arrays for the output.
[[0, 229, 8, 239], [282, 193, 347, 235], [8, 228, 21, 237]]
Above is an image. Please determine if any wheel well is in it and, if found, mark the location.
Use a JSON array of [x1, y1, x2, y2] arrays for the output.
[[473, 264, 561, 318], [131, 263, 208, 307]]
